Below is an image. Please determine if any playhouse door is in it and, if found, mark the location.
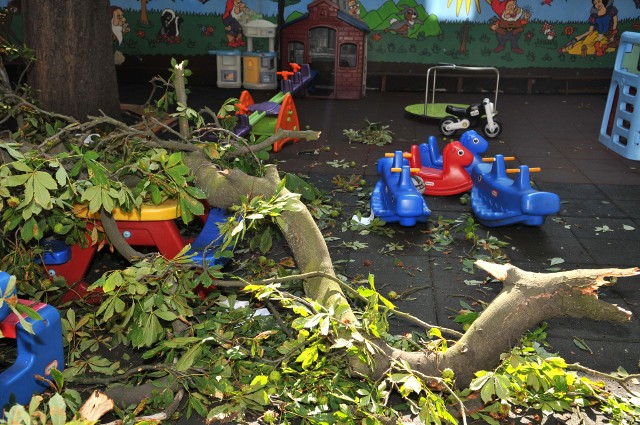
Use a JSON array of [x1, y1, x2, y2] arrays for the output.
[[309, 27, 336, 97]]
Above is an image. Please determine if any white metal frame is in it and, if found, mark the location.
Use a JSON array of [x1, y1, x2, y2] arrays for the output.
[[424, 64, 500, 115]]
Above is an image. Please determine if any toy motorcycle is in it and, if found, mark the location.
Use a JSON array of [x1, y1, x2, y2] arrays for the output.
[[439, 98, 503, 139]]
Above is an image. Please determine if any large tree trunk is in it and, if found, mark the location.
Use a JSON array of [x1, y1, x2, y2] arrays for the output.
[[22, 0, 121, 120]]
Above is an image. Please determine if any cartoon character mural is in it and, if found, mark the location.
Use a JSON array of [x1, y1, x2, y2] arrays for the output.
[[2, 0, 638, 70], [111, 6, 130, 64], [490, 0, 531, 54], [0, 0, 19, 44], [348, 0, 360, 18], [559, 0, 618, 56], [384, 6, 423, 37], [156, 8, 183, 44], [222, 0, 247, 47]]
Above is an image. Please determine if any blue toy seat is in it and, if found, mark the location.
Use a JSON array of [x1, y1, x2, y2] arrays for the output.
[[184, 208, 229, 267], [470, 155, 560, 227], [0, 272, 65, 408], [41, 239, 71, 265], [370, 151, 430, 227]]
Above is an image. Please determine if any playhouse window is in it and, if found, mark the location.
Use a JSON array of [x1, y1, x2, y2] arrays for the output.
[[309, 27, 336, 55], [339, 43, 357, 68], [288, 42, 305, 65]]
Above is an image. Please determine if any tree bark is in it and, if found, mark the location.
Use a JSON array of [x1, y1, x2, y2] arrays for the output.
[[22, 0, 121, 121]]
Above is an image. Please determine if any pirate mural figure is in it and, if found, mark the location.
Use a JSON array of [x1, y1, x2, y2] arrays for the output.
[[490, 0, 531, 54], [223, 0, 247, 47]]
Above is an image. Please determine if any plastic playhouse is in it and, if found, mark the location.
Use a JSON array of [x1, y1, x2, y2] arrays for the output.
[[599, 31, 640, 161], [470, 155, 560, 227], [368, 151, 431, 227], [42, 203, 229, 302], [408, 141, 475, 196], [0, 271, 65, 408]]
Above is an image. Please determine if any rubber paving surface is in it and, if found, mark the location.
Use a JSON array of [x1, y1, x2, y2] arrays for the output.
[[119, 83, 640, 424]]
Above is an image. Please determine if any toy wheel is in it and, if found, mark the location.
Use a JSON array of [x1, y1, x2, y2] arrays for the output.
[[482, 119, 503, 139], [411, 175, 426, 193], [439, 116, 457, 136]]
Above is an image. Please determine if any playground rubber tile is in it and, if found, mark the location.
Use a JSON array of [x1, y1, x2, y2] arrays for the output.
[[575, 238, 639, 267], [610, 199, 640, 219], [505, 236, 595, 266], [569, 157, 636, 173], [536, 182, 606, 199], [583, 169, 640, 186], [545, 311, 640, 343], [600, 184, 640, 200], [544, 336, 640, 375], [493, 217, 575, 240], [558, 198, 629, 218], [566, 217, 640, 240], [531, 168, 592, 184]]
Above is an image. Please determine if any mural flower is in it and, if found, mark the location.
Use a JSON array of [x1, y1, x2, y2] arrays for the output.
[[564, 25, 574, 37], [372, 33, 382, 42], [136, 29, 145, 38]]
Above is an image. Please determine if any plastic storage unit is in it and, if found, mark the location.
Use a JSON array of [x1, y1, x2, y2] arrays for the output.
[[209, 50, 242, 88], [242, 51, 278, 90]]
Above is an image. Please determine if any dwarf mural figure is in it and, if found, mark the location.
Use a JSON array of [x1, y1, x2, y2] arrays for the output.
[[223, 0, 247, 47], [490, 0, 531, 54], [111, 6, 130, 65]]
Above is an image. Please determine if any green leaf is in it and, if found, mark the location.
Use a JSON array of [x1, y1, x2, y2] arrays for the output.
[[401, 375, 423, 395], [258, 229, 272, 253], [20, 217, 43, 242], [155, 309, 178, 321], [494, 374, 511, 399], [11, 160, 33, 172], [48, 393, 67, 425], [573, 337, 593, 354], [175, 343, 203, 372], [480, 377, 495, 403], [2, 173, 30, 187], [548, 257, 564, 266], [55, 165, 68, 187]]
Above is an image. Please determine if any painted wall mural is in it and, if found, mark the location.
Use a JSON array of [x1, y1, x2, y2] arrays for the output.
[[1, 0, 639, 69]]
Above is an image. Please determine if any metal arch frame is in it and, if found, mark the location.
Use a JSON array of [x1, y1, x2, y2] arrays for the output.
[[424, 64, 500, 115]]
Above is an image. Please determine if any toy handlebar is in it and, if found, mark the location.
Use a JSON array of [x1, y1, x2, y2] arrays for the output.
[[234, 103, 248, 115], [277, 71, 294, 80], [289, 63, 301, 73], [385, 153, 412, 158], [506, 167, 541, 173], [390, 167, 420, 173]]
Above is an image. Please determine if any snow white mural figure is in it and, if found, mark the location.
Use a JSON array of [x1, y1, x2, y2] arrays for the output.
[[559, 0, 618, 56]]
